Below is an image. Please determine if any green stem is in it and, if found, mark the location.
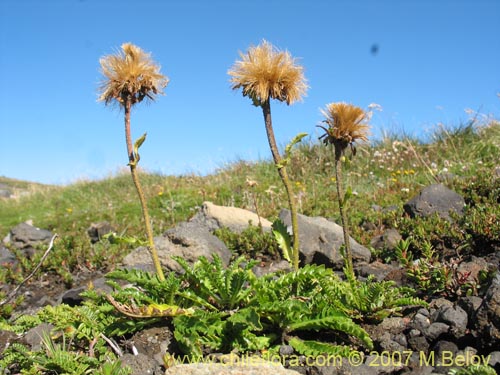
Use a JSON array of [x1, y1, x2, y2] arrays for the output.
[[124, 99, 165, 281], [261, 100, 300, 271], [334, 147, 354, 278]]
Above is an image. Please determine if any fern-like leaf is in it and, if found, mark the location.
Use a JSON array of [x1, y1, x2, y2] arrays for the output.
[[288, 337, 353, 357], [288, 310, 373, 350]]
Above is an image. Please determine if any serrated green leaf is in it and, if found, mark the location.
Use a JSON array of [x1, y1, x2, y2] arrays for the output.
[[272, 219, 293, 263], [227, 307, 262, 331], [288, 313, 373, 350], [288, 337, 353, 357]]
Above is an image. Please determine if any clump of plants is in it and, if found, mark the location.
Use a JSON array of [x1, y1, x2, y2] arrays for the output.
[[98, 43, 169, 281], [0, 40, 444, 373], [228, 40, 308, 270], [214, 224, 280, 260]]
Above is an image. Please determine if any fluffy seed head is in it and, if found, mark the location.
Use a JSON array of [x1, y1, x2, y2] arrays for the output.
[[228, 40, 308, 106], [319, 102, 370, 152], [98, 43, 169, 106]]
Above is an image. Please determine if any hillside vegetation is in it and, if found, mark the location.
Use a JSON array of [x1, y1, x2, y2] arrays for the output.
[[0, 121, 499, 286]]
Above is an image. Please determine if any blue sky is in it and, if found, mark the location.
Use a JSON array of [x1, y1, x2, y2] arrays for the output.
[[1, 0, 499, 185]]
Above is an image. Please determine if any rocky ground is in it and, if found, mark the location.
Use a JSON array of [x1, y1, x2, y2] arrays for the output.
[[1, 183, 500, 374]]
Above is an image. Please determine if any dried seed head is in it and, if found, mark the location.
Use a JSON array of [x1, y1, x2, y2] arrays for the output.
[[318, 102, 370, 155], [98, 43, 169, 106], [228, 40, 308, 106]]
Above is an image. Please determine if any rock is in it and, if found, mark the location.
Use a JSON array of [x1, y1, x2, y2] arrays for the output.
[[0, 188, 12, 198], [357, 261, 400, 281], [130, 326, 174, 366], [0, 246, 17, 268], [429, 298, 454, 321], [408, 335, 429, 353], [23, 323, 54, 351], [253, 260, 291, 278], [7, 222, 53, 249], [432, 340, 458, 357], [436, 305, 468, 339], [488, 351, 500, 371], [473, 273, 500, 350], [368, 317, 410, 355], [370, 229, 402, 251], [60, 287, 85, 307], [164, 361, 301, 375], [279, 345, 294, 356], [403, 184, 465, 221], [87, 221, 115, 243], [378, 332, 406, 352], [123, 221, 232, 273], [0, 330, 17, 354], [278, 209, 371, 269], [432, 340, 459, 372], [458, 296, 483, 317], [120, 353, 163, 375], [190, 201, 272, 233], [423, 322, 449, 342], [411, 310, 431, 332], [457, 256, 489, 281]]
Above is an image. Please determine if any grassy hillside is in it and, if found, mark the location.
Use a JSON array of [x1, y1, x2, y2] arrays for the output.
[[1, 120, 498, 286]]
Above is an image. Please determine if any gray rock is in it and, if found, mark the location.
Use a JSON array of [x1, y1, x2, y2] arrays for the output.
[[130, 326, 174, 366], [431, 341, 459, 374], [488, 351, 500, 369], [473, 273, 500, 350], [0, 246, 17, 267], [457, 256, 489, 282], [378, 332, 406, 352], [432, 340, 458, 357], [408, 335, 429, 353], [190, 201, 272, 233], [436, 305, 468, 339], [279, 209, 371, 269], [429, 298, 454, 321], [8, 222, 53, 249], [120, 353, 162, 375], [412, 311, 431, 332], [279, 345, 294, 356], [458, 296, 483, 317], [403, 184, 465, 221], [370, 229, 402, 251], [60, 287, 85, 307], [253, 260, 291, 278], [123, 221, 232, 273], [87, 221, 115, 243], [424, 322, 449, 341], [24, 323, 54, 351], [0, 329, 17, 354], [0, 189, 12, 198], [357, 261, 399, 281]]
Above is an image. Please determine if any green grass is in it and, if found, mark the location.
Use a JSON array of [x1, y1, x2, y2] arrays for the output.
[[0, 120, 498, 286]]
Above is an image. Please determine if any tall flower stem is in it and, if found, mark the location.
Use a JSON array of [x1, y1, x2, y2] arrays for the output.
[[124, 99, 165, 281], [333, 147, 353, 277], [262, 100, 300, 271]]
